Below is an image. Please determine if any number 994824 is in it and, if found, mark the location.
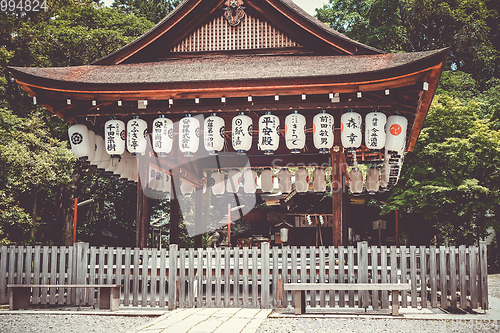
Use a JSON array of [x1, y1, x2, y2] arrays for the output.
[[1, 0, 47, 12]]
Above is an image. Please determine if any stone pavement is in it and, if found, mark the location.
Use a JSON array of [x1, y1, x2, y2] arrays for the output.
[[127, 307, 272, 333]]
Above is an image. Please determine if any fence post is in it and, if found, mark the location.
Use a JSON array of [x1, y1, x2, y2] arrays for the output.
[[358, 242, 369, 308], [479, 241, 488, 310], [261, 242, 270, 308], [168, 244, 178, 310]]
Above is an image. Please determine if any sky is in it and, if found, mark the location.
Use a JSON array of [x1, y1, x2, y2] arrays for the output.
[[101, 0, 329, 17]]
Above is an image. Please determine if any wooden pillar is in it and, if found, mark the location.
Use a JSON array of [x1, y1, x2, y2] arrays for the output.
[[170, 172, 180, 246], [136, 157, 149, 249], [194, 187, 203, 248], [331, 148, 343, 247]]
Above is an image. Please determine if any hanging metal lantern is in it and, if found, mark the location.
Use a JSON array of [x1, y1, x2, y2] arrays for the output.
[[152, 116, 174, 156], [349, 168, 364, 195], [365, 111, 387, 150], [341, 111, 362, 149], [260, 168, 274, 193], [226, 169, 241, 193], [258, 111, 280, 155], [313, 167, 326, 192], [127, 116, 148, 156], [278, 168, 292, 193], [211, 170, 225, 196], [179, 114, 200, 157], [365, 166, 380, 195], [313, 110, 334, 153], [68, 123, 92, 161], [204, 113, 225, 155], [232, 112, 253, 154], [295, 167, 309, 193], [385, 115, 408, 152], [243, 169, 258, 193], [104, 118, 126, 159], [285, 110, 306, 153], [180, 180, 194, 196]]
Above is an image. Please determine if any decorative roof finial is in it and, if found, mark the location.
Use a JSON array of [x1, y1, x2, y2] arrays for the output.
[[224, 0, 245, 26]]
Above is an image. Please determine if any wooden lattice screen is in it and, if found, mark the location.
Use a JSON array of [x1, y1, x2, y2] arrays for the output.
[[171, 13, 300, 52]]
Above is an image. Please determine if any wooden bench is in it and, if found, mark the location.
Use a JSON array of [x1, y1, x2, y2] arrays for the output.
[[7, 284, 122, 311], [284, 283, 411, 316]]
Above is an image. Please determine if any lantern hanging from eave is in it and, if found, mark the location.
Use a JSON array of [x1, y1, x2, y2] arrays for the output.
[[313, 110, 334, 153], [148, 165, 157, 190], [365, 111, 387, 150], [349, 168, 364, 195], [152, 116, 174, 156], [365, 166, 380, 195], [341, 111, 362, 149], [68, 123, 92, 161], [204, 113, 225, 155], [124, 156, 137, 182], [285, 110, 306, 153], [211, 170, 225, 197], [100, 149, 111, 172], [127, 116, 148, 156], [112, 155, 126, 177], [278, 168, 292, 194], [385, 115, 408, 152], [87, 129, 96, 164], [384, 148, 404, 189], [243, 169, 258, 193], [226, 169, 241, 193], [116, 151, 132, 180], [180, 180, 194, 196], [93, 135, 106, 170], [379, 159, 389, 190], [163, 173, 172, 194], [295, 167, 309, 193], [202, 171, 207, 193], [104, 118, 126, 159], [260, 168, 274, 193], [313, 167, 327, 192], [104, 154, 119, 174], [258, 111, 280, 155], [232, 112, 253, 154], [179, 114, 200, 157]]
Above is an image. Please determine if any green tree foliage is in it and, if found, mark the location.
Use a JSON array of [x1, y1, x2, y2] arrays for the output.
[[111, 0, 181, 24], [381, 95, 500, 245], [316, 0, 499, 85]]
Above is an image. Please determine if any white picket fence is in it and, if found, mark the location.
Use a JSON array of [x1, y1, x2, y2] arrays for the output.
[[0, 242, 488, 311]]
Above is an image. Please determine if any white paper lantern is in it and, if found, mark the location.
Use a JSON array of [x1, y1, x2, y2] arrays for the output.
[[148, 165, 158, 190], [260, 168, 274, 193], [232, 112, 253, 154], [211, 170, 225, 196], [127, 116, 148, 155], [349, 168, 364, 195], [341, 111, 362, 149], [243, 169, 258, 193], [285, 111, 306, 153], [385, 115, 408, 152], [116, 151, 132, 179], [179, 115, 200, 157], [152, 116, 174, 156], [202, 171, 207, 194], [226, 169, 241, 193], [384, 148, 404, 189], [258, 112, 280, 155], [113, 154, 127, 177], [380, 159, 389, 190], [163, 173, 172, 193], [313, 110, 334, 153], [87, 130, 96, 163], [278, 168, 292, 193], [295, 168, 309, 193], [313, 168, 327, 192], [180, 180, 194, 196], [99, 149, 111, 171], [91, 135, 104, 169], [68, 124, 92, 160], [204, 113, 225, 155], [104, 118, 126, 158], [365, 111, 387, 150], [365, 167, 380, 194]]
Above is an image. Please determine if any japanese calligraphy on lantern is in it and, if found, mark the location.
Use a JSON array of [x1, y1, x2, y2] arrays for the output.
[[341, 112, 362, 148], [313, 111, 334, 153], [232, 113, 252, 153], [179, 115, 200, 157], [127, 117, 148, 155], [152, 116, 173, 155], [104, 119, 125, 157], [204, 114, 225, 154], [258, 112, 279, 155], [365, 111, 387, 150], [285, 111, 306, 153]]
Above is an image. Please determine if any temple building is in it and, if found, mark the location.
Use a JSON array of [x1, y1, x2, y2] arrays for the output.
[[9, 0, 448, 248]]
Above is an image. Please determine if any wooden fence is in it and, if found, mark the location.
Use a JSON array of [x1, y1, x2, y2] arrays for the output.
[[0, 242, 488, 311]]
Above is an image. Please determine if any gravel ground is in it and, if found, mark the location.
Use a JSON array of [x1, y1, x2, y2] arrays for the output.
[[2, 275, 500, 333], [0, 314, 154, 333]]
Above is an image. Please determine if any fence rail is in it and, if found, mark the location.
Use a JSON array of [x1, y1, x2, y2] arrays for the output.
[[0, 242, 488, 311]]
